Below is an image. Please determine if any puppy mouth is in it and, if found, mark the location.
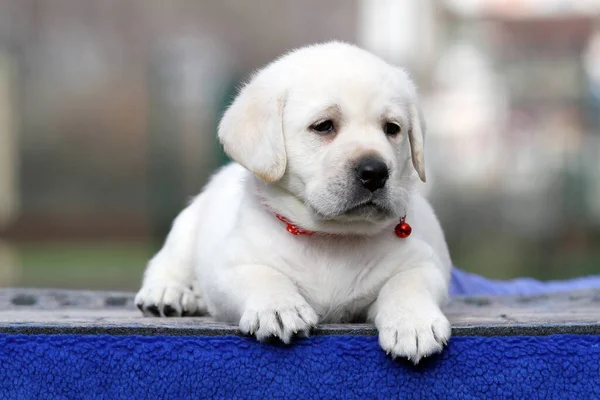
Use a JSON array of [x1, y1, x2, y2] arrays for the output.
[[340, 200, 395, 219], [305, 182, 397, 222], [344, 201, 380, 213]]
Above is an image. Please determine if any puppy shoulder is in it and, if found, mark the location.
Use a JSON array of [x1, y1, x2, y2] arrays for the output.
[[185, 162, 250, 223]]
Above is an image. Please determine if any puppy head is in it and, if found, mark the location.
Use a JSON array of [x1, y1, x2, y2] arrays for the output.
[[219, 42, 426, 225]]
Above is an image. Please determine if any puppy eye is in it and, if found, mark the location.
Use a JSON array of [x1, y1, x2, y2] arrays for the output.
[[384, 122, 401, 136], [311, 120, 335, 134]]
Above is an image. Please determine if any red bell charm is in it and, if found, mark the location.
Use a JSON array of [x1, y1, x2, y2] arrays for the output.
[[394, 216, 412, 238]]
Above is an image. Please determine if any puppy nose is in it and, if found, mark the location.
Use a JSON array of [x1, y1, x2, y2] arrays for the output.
[[355, 157, 389, 192]]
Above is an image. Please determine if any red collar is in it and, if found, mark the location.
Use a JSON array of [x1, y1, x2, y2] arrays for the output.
[[274, 213, 412, 238]]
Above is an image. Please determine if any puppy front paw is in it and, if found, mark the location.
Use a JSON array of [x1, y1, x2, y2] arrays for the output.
[[135, 282, 206, 317], [239, 296, 318, 344], [375, 305, 450, 364]]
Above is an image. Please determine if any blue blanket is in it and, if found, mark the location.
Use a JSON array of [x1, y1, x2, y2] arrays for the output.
[[1, 333, 599, 399], [450, 267, 600, 296]]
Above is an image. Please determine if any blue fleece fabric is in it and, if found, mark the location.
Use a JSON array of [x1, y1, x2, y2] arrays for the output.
[[0, 333, 599, 399], [450, 267, 600, 297]]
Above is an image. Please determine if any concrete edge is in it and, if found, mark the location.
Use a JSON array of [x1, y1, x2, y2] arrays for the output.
[[2, 322, 600, 337]]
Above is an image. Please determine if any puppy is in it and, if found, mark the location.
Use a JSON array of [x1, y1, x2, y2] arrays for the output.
[[135, 42, 452, 363]]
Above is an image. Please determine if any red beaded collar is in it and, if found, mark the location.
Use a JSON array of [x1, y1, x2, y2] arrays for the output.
[[273, 213, 412, 238]]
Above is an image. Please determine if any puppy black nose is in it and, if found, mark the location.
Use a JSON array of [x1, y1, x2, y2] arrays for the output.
[[355, 157, 389, 192]]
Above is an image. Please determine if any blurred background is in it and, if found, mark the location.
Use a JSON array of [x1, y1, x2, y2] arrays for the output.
[[0, 0, 599, 290]]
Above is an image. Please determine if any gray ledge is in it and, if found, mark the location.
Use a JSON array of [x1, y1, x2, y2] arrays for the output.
[[1, 288, 599, 337]]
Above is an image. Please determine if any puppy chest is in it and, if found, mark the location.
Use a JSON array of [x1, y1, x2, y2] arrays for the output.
[[290, 262, 382, 323], [272, 237, 395, 322]]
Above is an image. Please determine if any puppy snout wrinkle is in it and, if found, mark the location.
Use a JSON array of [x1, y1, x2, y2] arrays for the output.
[[355, 157, 389, 192]]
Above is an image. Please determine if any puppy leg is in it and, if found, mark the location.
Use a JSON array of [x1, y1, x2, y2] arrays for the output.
[[369, 263, 451, 364], [135, 202, 207, 317], [210, 264, 319, 343]]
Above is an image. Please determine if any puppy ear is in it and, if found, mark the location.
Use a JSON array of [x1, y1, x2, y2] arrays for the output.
[[408, 103, 426, 183], [218, 80, 287, 183]]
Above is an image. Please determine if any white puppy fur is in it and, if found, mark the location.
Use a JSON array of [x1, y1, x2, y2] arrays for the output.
[[135, 42, 452, 363]]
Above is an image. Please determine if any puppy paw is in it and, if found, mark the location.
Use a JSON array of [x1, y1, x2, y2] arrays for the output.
[[135, 282, 207, 317], [376, 305, 450, 364], [239, 296, 318, 344]]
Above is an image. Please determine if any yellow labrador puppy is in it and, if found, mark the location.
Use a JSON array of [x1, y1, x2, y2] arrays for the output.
[[136, 42, 452, 363]]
